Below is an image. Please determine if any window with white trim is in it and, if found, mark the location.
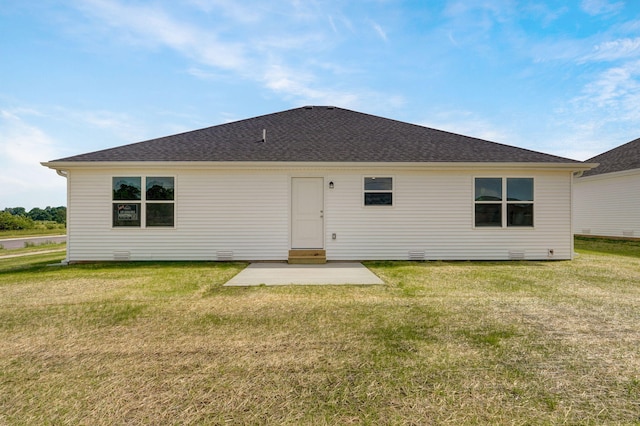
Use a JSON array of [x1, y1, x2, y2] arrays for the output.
[[364, 177, 393, 206], [113, 176, 175, 227], [474, 177, 533, 227]]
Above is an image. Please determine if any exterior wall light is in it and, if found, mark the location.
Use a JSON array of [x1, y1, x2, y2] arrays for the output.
[[329, 181, 334, 189]]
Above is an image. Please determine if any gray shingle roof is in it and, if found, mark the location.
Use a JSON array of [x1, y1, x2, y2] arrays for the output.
[[582, 137, 640, 177], [50, 106, 580, 164]]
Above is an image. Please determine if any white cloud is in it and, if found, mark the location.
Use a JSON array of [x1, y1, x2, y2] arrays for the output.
[[187, 0, 263, 23], [71, 0, 401, 111], [550, 60, 640, 160], [254, 33, 328, 52], [576, 60, 640, 116], [66, 109, 145, 143], [0, 110, 66, 209], [582, 37, 640, 62], [522, 3, 569, 27], [186, 67, 222, 80], [529, 38, 588, 63], [369, 20, 388, 42], [417, 110, 512, 144], [262, 63, 361, 107], [328, 15, 339, 34], [580, 0, 624, 16], [0, 111, 57, 166], [77, 0, 247, 70], [329, 13, 355, 34]]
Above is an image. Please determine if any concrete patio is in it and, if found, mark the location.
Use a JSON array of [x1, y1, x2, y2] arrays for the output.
[[224, 262, 384, 286]]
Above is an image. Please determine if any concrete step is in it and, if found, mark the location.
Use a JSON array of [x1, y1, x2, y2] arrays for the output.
[[288, 249, 326, 264], [287, 257, 327, 264]]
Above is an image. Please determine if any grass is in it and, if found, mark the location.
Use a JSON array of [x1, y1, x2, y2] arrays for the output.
[[1, 241, 639, 424], [575, 235, 640, 257], [0, 225, 66, 239]]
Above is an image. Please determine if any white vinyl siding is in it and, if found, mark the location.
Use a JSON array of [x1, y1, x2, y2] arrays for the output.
[[64, 166, 575, 262], [326, 170, 571, 260], [66, 168, 288, 261], [573, 170, 640, 238]]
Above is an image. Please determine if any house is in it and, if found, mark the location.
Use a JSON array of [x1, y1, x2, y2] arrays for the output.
[[42, 106, 593, 263], [573, 137, 640, 240]]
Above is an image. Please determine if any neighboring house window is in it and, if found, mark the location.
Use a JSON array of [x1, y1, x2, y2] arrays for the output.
[[474, 178, 533, 227], [113, 176, 175, 227], [364, 177, 393, 206]]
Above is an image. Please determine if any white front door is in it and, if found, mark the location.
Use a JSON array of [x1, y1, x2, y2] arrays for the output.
[[291, 177, 324, 249]]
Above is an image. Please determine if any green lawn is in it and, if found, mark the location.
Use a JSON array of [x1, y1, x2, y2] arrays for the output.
[[1, 240, 639, 424], [0, 226, 66, 239]]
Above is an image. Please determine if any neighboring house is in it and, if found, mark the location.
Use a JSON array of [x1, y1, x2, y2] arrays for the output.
[[574, 137, 640, 239], [42, 106, 593, 263]]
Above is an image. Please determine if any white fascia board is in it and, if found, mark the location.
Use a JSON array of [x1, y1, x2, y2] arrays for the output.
[[575, 166, 640, 182], [41, 161, 598, 173]]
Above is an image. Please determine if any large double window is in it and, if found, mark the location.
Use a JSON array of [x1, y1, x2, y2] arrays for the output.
[[113, 176, 175, 228], [474, 177, 533, 227]]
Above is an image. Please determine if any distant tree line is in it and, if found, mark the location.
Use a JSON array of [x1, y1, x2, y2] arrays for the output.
[[0, 206, 66, 230]]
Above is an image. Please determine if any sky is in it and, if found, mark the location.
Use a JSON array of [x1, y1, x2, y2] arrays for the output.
[[1, 0, 639, 209]]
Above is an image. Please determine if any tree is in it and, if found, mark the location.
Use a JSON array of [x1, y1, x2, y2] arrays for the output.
[[52, 206, 67, 225], [28, 207, 50, 221], [3, 207, 26, 216], [0, 211, 35, 230], [1, 206, 66, 226]]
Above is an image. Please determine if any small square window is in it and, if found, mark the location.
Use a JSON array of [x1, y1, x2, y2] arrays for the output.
[[475, 204, 502, 227], [146, 177, 175, 200], [475, 178, 502, 201], [113, 177, 141, 200], [146, 203, 174, 227], [507, 204, 533, 227], [364, 177, 393, 206], [507, 178, 533, 201], [113, 203, 141, 227], [365, 193, 393, 206], [364, 177, 392, 191]]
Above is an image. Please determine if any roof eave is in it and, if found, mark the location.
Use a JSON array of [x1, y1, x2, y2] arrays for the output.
[[42, 160, 597, 172], [577, 165, 640, 180]]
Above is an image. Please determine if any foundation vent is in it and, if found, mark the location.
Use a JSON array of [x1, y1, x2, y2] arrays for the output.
[[216, 250, 234, 261], [623, 230, 634, 237], [581, 229, 591, 234], [113, 251, 131, 261], [408, 250, 426, 261], [508, 250, 525, 260]]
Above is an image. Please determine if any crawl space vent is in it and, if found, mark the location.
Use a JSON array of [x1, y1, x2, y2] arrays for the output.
[[408, 250, 426, 261], [216, 250, 234, 261], [113, 251, 131, 261], [508, 250, 525, 260]]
